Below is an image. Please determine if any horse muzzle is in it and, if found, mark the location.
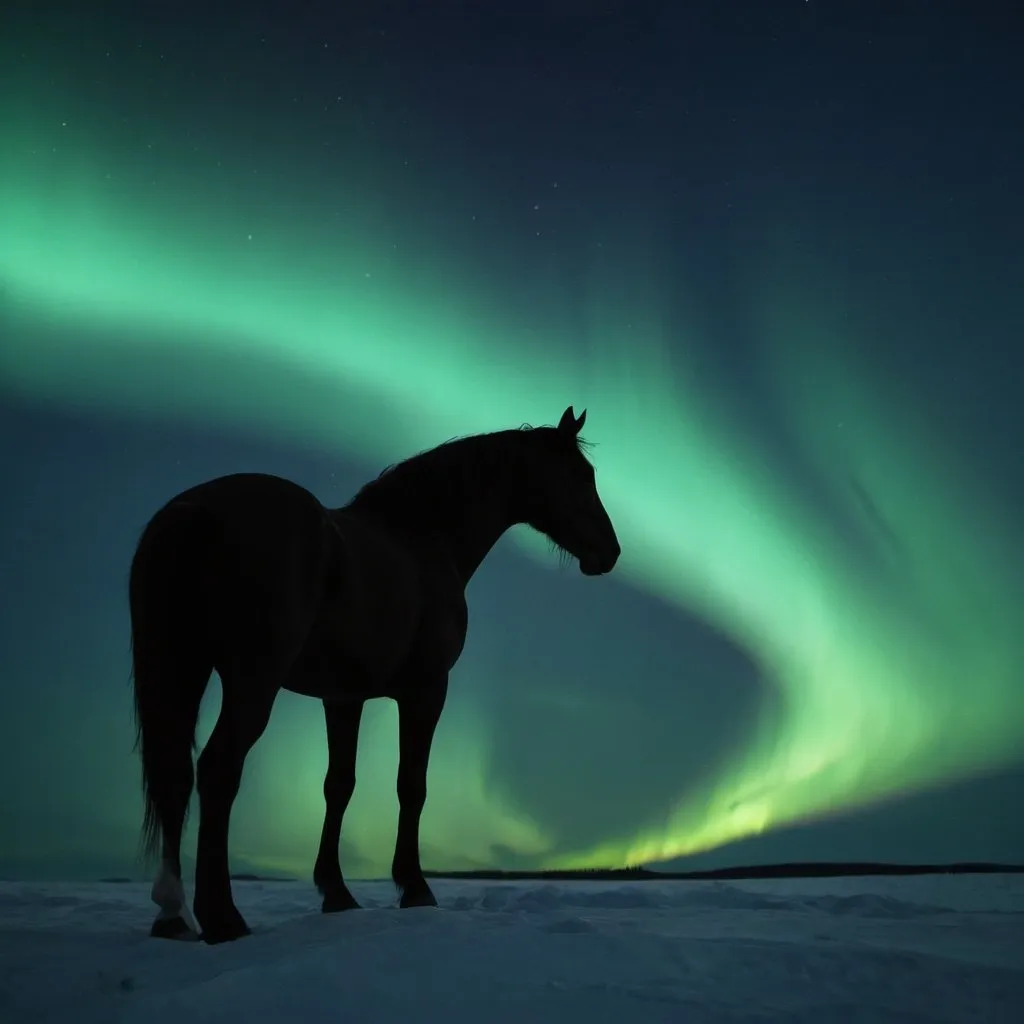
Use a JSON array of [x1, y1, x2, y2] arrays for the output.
[[579, 544, 620, 576]]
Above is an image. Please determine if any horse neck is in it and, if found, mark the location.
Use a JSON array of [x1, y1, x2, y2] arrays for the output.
[[342, 471, 516, 588], [439, 487, 515, 586]]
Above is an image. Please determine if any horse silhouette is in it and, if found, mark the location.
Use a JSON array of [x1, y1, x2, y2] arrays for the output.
[[130, 406, 620, 943]]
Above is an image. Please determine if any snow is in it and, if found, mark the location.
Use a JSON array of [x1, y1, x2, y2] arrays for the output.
[[1, 874, 1022, 1023]]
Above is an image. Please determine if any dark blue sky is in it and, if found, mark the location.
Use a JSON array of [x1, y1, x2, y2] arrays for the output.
[[0, 0, 1022, 880]]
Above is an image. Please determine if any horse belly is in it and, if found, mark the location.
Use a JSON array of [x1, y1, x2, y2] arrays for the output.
[[285, 650, 398, 701], [287, 555, 421, 701]]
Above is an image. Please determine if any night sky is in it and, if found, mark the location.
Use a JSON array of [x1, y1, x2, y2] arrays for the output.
[[1, 0, 1022, 882]]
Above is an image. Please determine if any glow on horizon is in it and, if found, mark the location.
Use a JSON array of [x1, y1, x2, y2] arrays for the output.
[[2, 115, 1022, 877]]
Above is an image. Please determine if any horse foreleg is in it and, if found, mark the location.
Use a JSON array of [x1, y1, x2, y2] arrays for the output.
[[392, 680, 447, 908], [314, 698, 364, 913]]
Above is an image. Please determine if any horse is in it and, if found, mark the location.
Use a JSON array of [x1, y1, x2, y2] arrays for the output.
[[130, 405, 620, 944]]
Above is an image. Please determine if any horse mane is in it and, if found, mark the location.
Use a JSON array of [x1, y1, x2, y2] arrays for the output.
[[345, 423, 592, 532]]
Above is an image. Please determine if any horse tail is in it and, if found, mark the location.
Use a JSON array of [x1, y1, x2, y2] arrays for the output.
[[130, 499, 216, 864]]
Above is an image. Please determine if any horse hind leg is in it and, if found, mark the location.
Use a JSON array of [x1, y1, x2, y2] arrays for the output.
[[192, 673, 279, 944], [144, 662, 210, 942], [151, 859, 199, 940], [134, 647, 211, 941]]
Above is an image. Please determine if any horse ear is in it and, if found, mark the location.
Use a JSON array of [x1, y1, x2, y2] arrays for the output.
[[558, 406, 586, 435]]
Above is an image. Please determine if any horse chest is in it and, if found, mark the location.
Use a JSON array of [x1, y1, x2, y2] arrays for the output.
[[418, 581, 469, 670]]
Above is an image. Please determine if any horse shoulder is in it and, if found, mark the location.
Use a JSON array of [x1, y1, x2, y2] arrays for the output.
[[412, 549, 469, 671]]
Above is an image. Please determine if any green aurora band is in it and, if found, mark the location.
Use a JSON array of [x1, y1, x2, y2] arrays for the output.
[[2, 114, 1022, 877]]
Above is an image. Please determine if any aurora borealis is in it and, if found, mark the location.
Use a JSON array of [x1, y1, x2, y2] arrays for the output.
[[1, 1, 1022, 881]]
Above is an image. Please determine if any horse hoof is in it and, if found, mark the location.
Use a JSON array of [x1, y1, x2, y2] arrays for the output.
[[201, 922, 251, 944], [321, 889, 360, 914], [150, 915, 200, 941], [399, 887, 438, 909], [197, 909, 252, 944]]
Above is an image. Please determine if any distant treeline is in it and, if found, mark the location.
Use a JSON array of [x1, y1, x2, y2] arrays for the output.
[[98, 861, 1024, 884], [423, 861, 1024, 881]]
